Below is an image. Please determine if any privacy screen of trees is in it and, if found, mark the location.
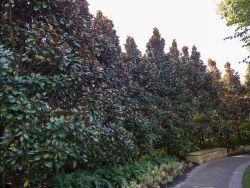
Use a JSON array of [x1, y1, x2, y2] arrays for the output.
[[0, 0, 249, 187]]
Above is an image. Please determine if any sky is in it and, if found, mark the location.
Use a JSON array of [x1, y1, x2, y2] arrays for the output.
[[88, 0, 249, 81]]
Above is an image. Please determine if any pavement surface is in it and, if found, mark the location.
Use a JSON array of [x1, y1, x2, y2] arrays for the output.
[[170, 154, 250, 188]]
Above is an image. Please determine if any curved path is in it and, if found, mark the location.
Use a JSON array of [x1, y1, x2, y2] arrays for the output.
[[170, 154, 250, 188]]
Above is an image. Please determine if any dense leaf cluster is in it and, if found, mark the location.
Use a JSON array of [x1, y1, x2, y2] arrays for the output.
[[0, 0, 249, 187]]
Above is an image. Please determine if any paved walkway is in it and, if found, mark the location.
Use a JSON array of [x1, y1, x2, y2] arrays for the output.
[[170, 154, 250, 188]]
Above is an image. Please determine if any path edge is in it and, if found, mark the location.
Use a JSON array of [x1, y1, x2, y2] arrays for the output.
[[228, 156, 250, 188]]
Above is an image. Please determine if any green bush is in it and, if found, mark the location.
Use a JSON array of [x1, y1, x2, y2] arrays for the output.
[[49, 152, 179, 188], [49, 162, 148, 188], [126, 161, 184, 188]]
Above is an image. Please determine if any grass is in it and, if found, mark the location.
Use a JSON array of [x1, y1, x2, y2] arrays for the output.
[[243, 166, 250, 188]]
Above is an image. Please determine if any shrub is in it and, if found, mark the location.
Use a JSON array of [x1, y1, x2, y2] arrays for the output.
[[49, 153, 180, 188], [128, 162, 184, 188]]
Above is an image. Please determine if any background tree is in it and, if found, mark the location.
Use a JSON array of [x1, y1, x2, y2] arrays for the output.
[[218, 0, 250, 61], [245, 64, 250, 90], [105, 35, 156, 154], [145, 28, 166, 64], [92, 10, 122, 64], [207, 58, 222, 81], [181, 46, 189, 64], [124, 36, 142, 62], [241, 64, 250, 144], [184, 48, 220, 149], [222, 62, 245, 146], [168, 39, 180, 62]]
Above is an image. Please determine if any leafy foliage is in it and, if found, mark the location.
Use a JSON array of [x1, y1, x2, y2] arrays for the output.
[[218, 0, 250, 61]]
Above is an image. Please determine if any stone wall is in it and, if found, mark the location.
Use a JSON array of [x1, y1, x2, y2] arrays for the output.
[[186, 148, 228, 164]]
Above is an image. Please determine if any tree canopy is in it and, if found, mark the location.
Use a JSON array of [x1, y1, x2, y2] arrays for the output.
[[218, 0, 250, 61]]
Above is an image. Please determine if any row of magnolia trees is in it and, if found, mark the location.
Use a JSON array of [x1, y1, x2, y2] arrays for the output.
[[0, 0, 250, 187]]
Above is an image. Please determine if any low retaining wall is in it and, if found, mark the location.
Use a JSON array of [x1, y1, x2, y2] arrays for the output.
[[239, 145, 250, 152], [186, 147, 228, 164], [228, 145, 250, 155]]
